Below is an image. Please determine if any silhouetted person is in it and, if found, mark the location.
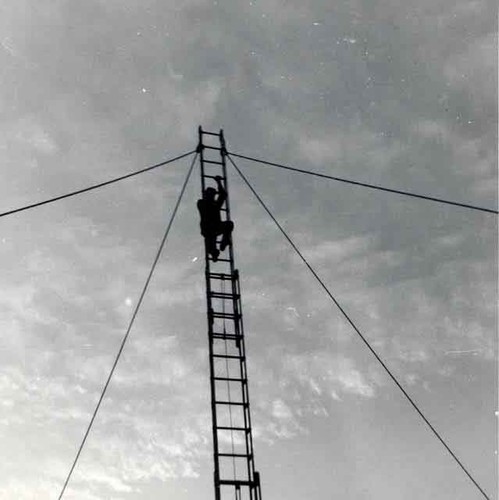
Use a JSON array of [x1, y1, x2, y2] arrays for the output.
[[197, 176, 234, 261]]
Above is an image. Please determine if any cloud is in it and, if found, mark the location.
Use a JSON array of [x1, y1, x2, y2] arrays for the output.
[[3, 116, 58, 156], [297, 123, 404, 175], [282, 352, 377, 399]]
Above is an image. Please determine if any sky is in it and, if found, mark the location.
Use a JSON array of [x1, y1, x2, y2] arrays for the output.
[[0, 0, 497, 499]]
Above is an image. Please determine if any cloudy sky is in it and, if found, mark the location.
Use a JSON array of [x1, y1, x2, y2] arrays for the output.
[[0, 0, 497, 499]]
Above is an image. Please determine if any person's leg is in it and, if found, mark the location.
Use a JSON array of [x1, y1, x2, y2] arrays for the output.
[[205, 232, 219, 261], [219, 221, 234, 252]]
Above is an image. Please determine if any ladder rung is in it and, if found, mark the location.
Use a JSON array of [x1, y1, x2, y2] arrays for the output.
[[211, 312, 239, 320], [201, 131, 220, 137], [210, 292, 240, 300], [204, 174, 226, 180], [215, 401, 248, 407], [213, 354, 244, 360], [218, 453, 252, 458], [214, 376, 247, 383], [204, 145, 222, 151], [203, 160, 224, 165], [208, 257, 231, 263], [219, 480, 255, 486], [217, 426, 249, 432], [208, 272, 234, 281], [212, 333, 242, 341]]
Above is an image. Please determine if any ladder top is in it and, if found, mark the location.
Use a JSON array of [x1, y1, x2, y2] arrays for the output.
[[198, 125, 223, 136]]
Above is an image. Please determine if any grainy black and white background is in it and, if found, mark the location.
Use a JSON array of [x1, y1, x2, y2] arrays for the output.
[[0, 1, 497, 499]]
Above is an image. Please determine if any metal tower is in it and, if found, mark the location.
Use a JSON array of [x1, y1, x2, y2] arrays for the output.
[[197, 126, 262, 500]]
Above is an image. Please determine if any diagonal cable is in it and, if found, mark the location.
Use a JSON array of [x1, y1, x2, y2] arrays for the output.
[[228, 154, 491, 500], [1, 150, 196, 219], [57, 153, 198, 500], [228, 151, 498, 215]]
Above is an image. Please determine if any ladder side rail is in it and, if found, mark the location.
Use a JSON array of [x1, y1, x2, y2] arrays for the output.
[[215, 130, 240, 494], [227, 274, 254, 490], [220, 130, 251, 485], [255, 472, 262, 500], [205, 243, 221, 498], [222, 128, 259, 495], [219, 130, 236, 278], [227, 270, 256, 488], [233, 285, 254, 486], [235, 276, 260, 497], [219, 130, 255, 494], [199, 126, 207, 194], [199, 126, 222, 500]]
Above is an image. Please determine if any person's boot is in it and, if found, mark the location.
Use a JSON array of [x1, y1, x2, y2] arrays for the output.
[[211, 249, 220, 261], [220, 237, 230, 252]]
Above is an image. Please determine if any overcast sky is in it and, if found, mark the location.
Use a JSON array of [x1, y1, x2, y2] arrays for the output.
[[0, 1, 497, 499]]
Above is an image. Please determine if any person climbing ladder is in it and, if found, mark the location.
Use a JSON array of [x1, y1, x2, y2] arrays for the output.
[[197, 175, 234, 261]]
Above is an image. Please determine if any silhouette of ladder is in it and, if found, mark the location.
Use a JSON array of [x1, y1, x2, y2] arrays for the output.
[[198, 126, 262, 500]]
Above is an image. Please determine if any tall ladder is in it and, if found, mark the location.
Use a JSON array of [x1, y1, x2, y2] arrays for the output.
[[198, 126, 262, 500]]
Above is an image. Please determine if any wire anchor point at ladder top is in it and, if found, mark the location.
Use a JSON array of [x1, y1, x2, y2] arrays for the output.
[[197, 126, 262, 500]]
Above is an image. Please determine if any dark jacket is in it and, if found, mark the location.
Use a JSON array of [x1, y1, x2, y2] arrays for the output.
[[197, 188, 226, 235]]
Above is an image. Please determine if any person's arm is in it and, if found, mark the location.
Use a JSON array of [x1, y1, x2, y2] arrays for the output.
[[215, 176, 227, 207]]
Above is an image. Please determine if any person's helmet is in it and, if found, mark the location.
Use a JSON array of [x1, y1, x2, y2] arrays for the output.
[[204, 187, 217, 199]]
